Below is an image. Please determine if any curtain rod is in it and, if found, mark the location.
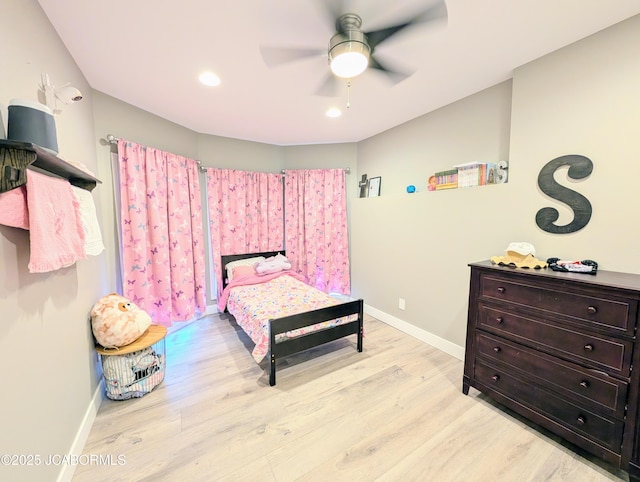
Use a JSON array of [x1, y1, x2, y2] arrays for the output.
[[106, 134, 206, 172], [281, 167, 351, 174]]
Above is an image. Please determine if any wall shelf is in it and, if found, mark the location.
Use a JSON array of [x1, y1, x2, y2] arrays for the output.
[[0, 139, 101, 193]]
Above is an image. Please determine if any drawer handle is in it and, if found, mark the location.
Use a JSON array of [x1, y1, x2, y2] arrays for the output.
[[497, 287, 506, 294], [579, 380, 590, 389], [587, 306, 597, 314], [491, 375, 500, 382], [584, 344, 594, 352], [495, 317, 504, 324], [577, 415, 586, 425], [493, 347, 501, 353]]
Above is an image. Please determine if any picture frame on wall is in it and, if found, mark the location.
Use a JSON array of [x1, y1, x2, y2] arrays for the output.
[[368, 177, 381, 197]]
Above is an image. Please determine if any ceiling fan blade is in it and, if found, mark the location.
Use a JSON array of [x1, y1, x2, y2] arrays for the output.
[[369, 55, 412, 84], [318, 0, 348, 31], [260, 46, 325, 68], [365, 0, 448, 50], [315, 73, 341, 97]]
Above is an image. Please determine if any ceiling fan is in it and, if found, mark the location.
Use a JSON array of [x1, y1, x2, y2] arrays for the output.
[[260, 0, 448, 97]]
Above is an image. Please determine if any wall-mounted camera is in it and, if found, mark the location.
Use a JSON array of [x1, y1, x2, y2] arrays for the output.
[[40, 73, 84, 114], [55, 85, 83, 103]]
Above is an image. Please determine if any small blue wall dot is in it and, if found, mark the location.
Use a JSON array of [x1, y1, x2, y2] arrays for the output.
[[406, 185, 416, 193]]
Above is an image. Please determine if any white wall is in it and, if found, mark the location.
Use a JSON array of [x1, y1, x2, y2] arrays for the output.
[[197, 134, 283, 171], [352, 81, 513, 349], [283, 143, 357, 170], [0, 1, 106, 481], [351, 14, 640, 355], [508, 14, 640, 272]]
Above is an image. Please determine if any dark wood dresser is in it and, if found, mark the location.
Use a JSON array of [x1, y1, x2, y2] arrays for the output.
[[463, 260, 640, 480]]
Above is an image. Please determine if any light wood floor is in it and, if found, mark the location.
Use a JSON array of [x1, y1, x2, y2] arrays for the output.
[[73, 313, 629, 481]]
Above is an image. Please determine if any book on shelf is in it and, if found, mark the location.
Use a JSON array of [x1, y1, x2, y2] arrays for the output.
[[434, 168, 458, 190], [480, 163, 497, 185], [453, 162, 480, 188], [453, 162, 497, 187]]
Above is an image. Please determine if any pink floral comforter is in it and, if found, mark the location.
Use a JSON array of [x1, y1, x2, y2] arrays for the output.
[[218, 271, 354, 363]]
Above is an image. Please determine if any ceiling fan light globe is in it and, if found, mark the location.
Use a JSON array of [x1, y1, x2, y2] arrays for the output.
[[199, 71, 221, 87], [328, 29, 370, 79], [330, 51, 368, 78]]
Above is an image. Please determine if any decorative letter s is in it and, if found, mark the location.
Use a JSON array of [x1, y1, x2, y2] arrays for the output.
[[535, 155, 593, 234]]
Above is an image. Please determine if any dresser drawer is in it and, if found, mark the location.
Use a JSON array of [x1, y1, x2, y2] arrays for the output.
[[475, 361, 625, 452], [479, 274, 636, 335], [478, 305, 633, 376], [476, 332, 629, 417]]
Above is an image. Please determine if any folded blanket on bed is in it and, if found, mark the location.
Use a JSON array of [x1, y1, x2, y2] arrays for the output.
[[255, 253, 291, 275]]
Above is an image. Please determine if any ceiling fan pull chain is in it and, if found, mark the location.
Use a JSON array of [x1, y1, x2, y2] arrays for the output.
[[347, 80, 351, 109]]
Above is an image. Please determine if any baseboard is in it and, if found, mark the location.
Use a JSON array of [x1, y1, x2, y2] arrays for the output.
[[364, 304, 465, 361], [56, 380, 104, 482]]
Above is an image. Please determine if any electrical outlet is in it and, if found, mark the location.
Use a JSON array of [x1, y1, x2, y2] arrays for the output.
[[399, 298, 405, 310]]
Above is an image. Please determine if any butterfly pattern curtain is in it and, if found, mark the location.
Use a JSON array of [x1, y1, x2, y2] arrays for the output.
[[206, 168, 284, 298], [117, 139, 206, 325], [284, 169, 350, 294]]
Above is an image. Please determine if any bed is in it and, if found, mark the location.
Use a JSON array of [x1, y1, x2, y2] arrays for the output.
[[218, 251, 364, 386]]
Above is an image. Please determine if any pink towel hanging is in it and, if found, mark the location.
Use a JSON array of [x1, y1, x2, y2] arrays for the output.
[[0, 186, 29, 230], [26, 170, 86, 273]]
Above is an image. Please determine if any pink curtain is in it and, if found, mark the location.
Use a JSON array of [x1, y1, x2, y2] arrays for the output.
[[117, 139, 206, 326], [284, 169, 350, 294], [206, 168, 284, 297]]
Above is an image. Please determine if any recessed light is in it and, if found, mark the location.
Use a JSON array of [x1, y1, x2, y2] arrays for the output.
[[199, 71, 221, 87], [326, 107, 342, 118]]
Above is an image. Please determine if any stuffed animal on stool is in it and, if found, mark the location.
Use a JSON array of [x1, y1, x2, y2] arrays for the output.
[[90, 293, 152, 348]]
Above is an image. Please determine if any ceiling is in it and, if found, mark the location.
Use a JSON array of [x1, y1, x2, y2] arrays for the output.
[[37, 0, 640, 146]]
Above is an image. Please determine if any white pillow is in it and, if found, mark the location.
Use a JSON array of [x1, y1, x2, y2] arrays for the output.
[[255, 254, 292, 276], [225, 256, 265, 282]]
